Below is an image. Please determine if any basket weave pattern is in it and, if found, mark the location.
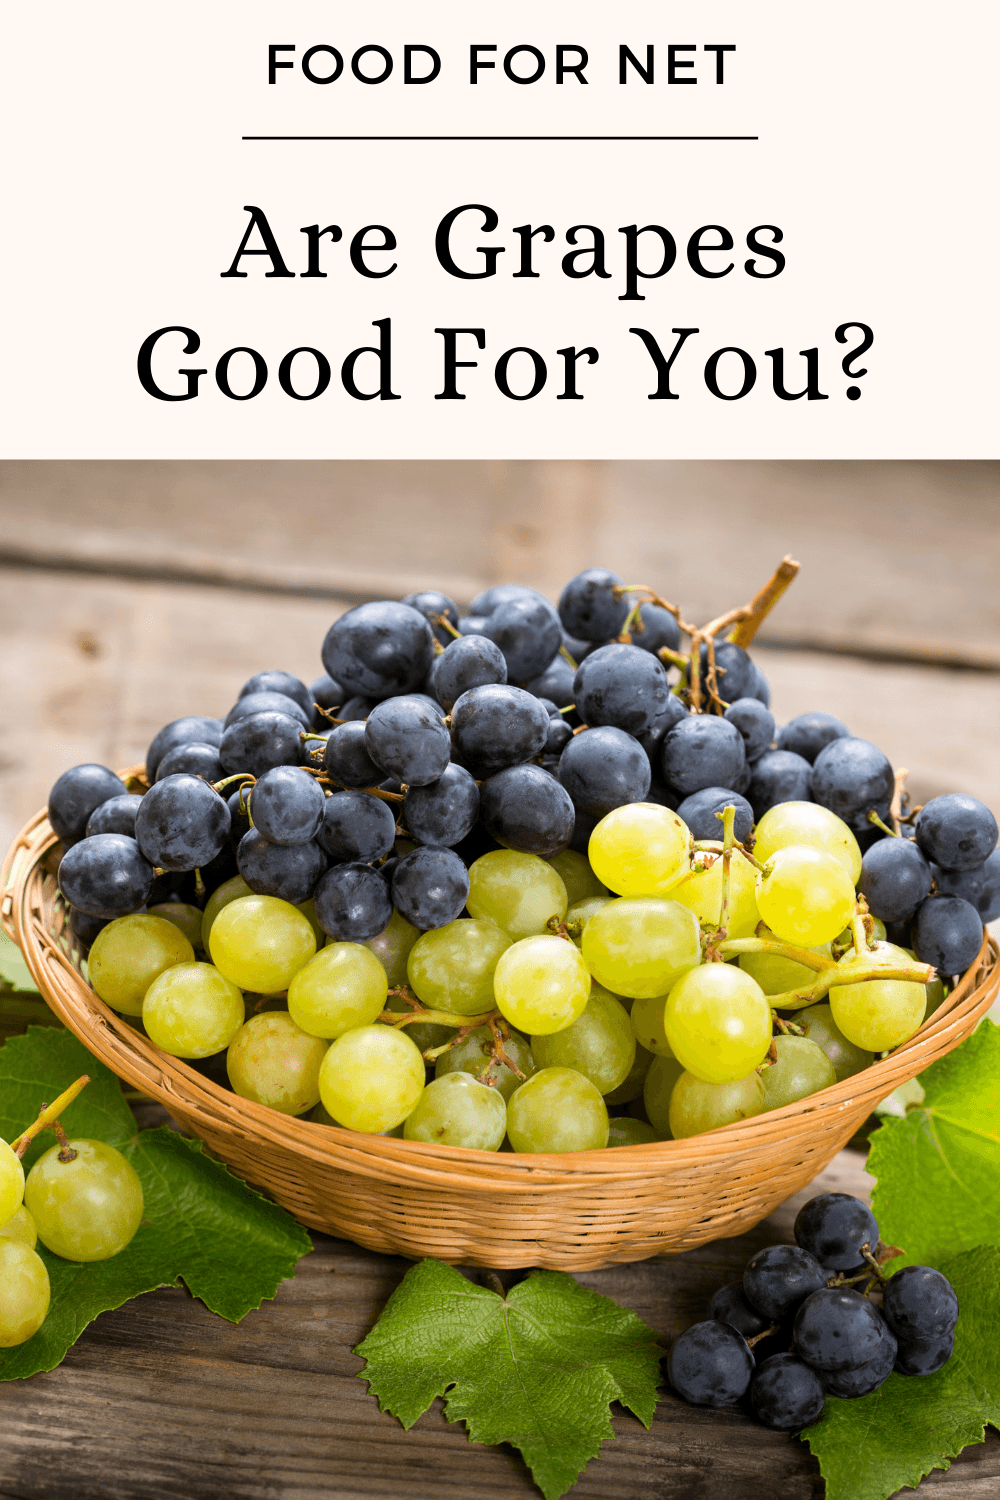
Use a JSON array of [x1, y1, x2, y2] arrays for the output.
[[3, 797, 997, 1270]]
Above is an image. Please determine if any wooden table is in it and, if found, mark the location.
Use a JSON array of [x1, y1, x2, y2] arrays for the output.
[[2, 1144, 998, 1500]]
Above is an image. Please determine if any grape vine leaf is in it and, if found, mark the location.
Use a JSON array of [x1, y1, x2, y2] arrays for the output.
[[803, 1245, 1000, 1500], [867, 1018, 1000, 1267], [355, 1257, 663, 1500], [0, 1025, 312, 1381]]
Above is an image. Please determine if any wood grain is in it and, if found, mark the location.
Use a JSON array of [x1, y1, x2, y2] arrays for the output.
[[1, 1147, 996, 1500]]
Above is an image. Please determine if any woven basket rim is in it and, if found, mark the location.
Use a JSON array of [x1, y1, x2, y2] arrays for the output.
[[3, 795, 997, 1195]]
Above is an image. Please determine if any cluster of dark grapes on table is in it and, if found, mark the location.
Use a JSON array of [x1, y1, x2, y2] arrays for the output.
[[668, 1192, 960, 1429]]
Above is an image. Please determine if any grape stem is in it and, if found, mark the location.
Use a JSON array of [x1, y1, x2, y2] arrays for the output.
[[889, 768, 909, 835], [558, 645, 579, 670], [850, 896, 878, 955], [51, 1119, 77, 1163], [772, 1015, 805, 1036], [11, 1075, 90, 1158], [558, 703, 576, 716], [213, 772, 256, 795], [746, 1323, 780, 1348], [718, 937, 837, 972], [765, 958, 934, 1012], [709, 803, 738, 952], [868, 810, 900, 838], [431, 612, 461, 641], [657, 646, 691, 673]]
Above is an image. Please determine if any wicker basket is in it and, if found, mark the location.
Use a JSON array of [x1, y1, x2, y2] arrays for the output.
[[3, 798, 997, 1271]]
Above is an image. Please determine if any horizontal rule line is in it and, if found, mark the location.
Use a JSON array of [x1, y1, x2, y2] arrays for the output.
[[241, 134, 759, 142]]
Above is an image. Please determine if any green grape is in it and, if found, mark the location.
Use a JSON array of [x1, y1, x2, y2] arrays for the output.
[[435, 1025, 534, 1101], [547, 849, 607, 906], [828, 942, 926, 1051], [306, 1099, 405, 1136], [88, 914, 195, 1017], [363, 908, 421, 987], [760, 1035, 836, 1110], [143, 961, 245, 1058], [629, 993, 675, 1057], [200, 875, 253, 950], [628, 1095, 652, 1125], [209, 894, 316, 993], [318, 1025, 426, 1133], [287, 942, 388, 1038], [493, 934, 591, 1035], [588, 803, 690, 897], [795, 1002, 874, 1080], [567, 896, 612, 947], [146, 902, 204, 952], [581, 897, 701, 999], [385, 996, 457, 1056], [0, 1240, 50, 1347], [668, 1069, 768, 1139], [530, 988, 635, 1094], [0, 1137, 25, 1228], [603, 1041, 654, 1104], [739, 926, 833, 996], [296, 899, 325, 945], [898, 946, 947, 1018], [403, 1072, 507, 1151], [26, 1140, 144, 1261], [407, 918, 511, 1016], [466, 850, 568, 939], [506, 1067, 609, 1153], [607, 1117, 658, 1147], [227, 1011, 330, 1115], [670, 845, 760, 940], [642, 1052, 686, 1136], [0, 1204, 37, 1248], [664, 964, 772, 1083], [755, 801, 863, 884], [757, 845, 857, 947]]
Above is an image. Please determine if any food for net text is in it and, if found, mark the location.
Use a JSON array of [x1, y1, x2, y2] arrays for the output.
[[44, 559, 994, 1152]]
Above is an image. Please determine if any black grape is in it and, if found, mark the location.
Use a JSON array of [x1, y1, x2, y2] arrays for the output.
[[404, 764, 480, 847], [431, 635, 507, 713], [912, 894, 984, 974], [317, 790, 397, 863], [743, 1244, 827, 1321], [450, 684, 549, 777], [479, 765, 576, 857], [569, 810, 598, 854], [155, 741, 225, 784], [524, 654, 576, 709], [148, 869, 197, 905], [646, 780, 679, 811], [535, 698, 560, 718], [676, 787, 753, 844], [637, 696, 688, 770], [451, 822, 502, 867], [237, 670, 313, 719], [237, 829, 328, 904], [750, 1354, 825, 1430], [750, 663, 772, 707], [776, 711, 850, 764], [313, 862, 394, 942], [146, 716, 223, 782], [219, 711, 304, 778], [914, 793, 998, 872], [482, 594, 562, 682], [893, 1331, 954, 1376], [391, 846, 470, 929], [199, 841, 239, 896], [339, 695, 378, 722], [400, 589, 460, 646], [934, 847, 1000, 923], [811, 737, 895, 836], [628, 601, 680, 656], [573, 644, 670, 736], [457, 615, 488, 635], [667, 1320, 755, 1407], [660, 715, 746, 796], [470, 583, 546, 616], [48, 764, 128, 845], [58, 834, 154, 919], [748, 749, 813, 819], [227, 788, 252, 846], [558, 726, 651, 818], [321, 600, 434, 699], [724, 698, 775, 764], [707, 1281, 773, 1340], [68, 906, 109, 950], [560, 630, 597, 665], [323, 722, 383, 788], [794, 1193, 880, 1270], [860, 838, 933, 922], [85, 793, 144, 839], [557, 568, 629, 643], [545, 718, 573, 755], [881, 1265, 959, 1342], [824, 1328, 897, 1397], [249, 766, 326, 846], [134, 773, 231, 872], [792, 1288, 886, 1372], [225, 690, 311, 730], [689, 642, 756, 705], [365, 695, 450, 786], [310, 673, 345, 710]]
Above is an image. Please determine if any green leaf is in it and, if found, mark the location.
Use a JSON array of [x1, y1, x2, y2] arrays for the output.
[[355, 1258, 662, 1500], [868, 1019, 1000, 1266], [0, 1027, 312, 1380], [0, 931, 40, 993], [803, 1245, 1000, 1500]]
